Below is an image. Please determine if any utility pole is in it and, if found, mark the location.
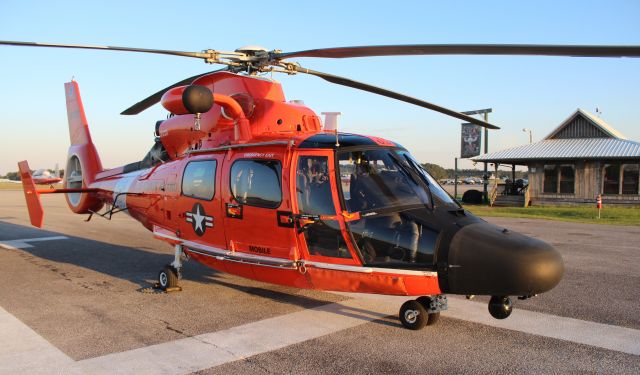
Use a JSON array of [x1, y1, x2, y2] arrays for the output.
[[462, 108, 492, 204], [522, 128, 532, 144], [454, 157, 458, 200]]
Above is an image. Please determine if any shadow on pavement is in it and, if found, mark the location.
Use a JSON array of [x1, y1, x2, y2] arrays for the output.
[[0, 220, 344, 311], [0, 220, 216, 288]]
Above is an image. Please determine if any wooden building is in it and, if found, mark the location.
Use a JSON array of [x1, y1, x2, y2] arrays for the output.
[[473, 109, 640, 206]]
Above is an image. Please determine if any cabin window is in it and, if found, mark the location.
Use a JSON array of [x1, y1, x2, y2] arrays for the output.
[[559, 165, 575, 194], [231, 159, 282, 208], [604, 163, 640, 195], [182, 160, 216, 200], [543, 165, 558, 193], [543, 164, 574, 194], [603, 164, 620, 195], [622, 164, 639, 195]]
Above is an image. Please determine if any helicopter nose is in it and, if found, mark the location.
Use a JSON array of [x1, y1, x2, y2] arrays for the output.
[[441, 221, 564, 296]]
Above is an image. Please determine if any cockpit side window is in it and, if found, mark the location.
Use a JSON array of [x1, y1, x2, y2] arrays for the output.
[[295, 155, 350, 259], [338, 149, 430, 213], [296, 156, 335, 215], [338, 149, 439, 267]]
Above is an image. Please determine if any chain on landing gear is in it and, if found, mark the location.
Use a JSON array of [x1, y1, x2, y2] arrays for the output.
[[399, 295, 448, 330], [141, 244, 186, 293], [156, 265, 178, 290], [159, 244, 185, 292]]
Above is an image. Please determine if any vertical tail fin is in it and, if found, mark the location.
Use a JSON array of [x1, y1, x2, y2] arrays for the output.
[[66, 81, 95, 146], [64, 81, 104, 213], [65, 80, 103, 183]]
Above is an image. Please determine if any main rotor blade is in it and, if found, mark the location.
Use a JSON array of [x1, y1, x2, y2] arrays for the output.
[[292, 66, 499, 129], [121, 68, 230, 115], [275, 44, 640, 60], [0, 40, 211, 59]]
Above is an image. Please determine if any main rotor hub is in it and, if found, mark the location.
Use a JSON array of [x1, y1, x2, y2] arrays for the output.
[[232, 46, 272, 71], [235, 45, 268, 55]]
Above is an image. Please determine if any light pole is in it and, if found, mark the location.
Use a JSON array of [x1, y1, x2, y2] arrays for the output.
[[522, 128, 532, 144]]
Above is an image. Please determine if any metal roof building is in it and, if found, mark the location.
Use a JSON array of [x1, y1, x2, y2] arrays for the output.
[[474, 138, 640, 163], [473, 109, 640, 206]]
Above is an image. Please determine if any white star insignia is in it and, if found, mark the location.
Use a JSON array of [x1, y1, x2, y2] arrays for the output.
[[192, 205, 205, 233]]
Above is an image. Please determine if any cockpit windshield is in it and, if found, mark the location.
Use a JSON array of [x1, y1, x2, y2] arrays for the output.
[[338, 149, 431, 213], [396, 150, 460, 209], [338, 148, 443, 266]]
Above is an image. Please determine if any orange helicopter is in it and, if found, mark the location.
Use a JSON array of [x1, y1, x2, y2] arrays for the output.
[[4, 41, 639, 330]]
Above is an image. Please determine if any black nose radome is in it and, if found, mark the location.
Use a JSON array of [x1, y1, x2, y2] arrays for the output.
[[442, 222, 564, 296]]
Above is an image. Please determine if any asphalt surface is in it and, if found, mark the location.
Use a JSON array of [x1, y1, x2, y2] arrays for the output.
[[0, 190, 638, 374]]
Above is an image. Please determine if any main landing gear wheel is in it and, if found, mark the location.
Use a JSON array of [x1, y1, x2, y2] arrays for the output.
[[399, 300, 427, 330], [158, 265, 179, 291], [416, 296, 440, 326]]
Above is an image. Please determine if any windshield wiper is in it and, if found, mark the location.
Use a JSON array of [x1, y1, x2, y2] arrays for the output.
[[357, 203, 428, 218]]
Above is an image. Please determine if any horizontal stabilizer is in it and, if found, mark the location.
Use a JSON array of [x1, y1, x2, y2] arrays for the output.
[[18, 160, 44, 227]]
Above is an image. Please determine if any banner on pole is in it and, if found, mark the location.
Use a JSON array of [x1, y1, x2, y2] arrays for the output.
[[461, 123, 482, 158]]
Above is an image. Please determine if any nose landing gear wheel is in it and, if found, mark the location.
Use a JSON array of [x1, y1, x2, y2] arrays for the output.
[[488, 296, 513, 319], [399, 300, 427, 330], [158, 266, 179, 291]]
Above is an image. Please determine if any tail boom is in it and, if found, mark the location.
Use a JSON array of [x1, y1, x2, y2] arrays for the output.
[[19, 160, 100, 227]]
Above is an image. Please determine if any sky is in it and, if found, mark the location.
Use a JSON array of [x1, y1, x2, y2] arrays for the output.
[[1, 0, 639, 175]]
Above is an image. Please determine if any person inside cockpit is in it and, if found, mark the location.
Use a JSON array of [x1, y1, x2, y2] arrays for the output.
[[347, 152, 420, 263], [297, 156, 332, 215]]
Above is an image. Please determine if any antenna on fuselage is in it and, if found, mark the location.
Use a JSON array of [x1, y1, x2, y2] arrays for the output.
[[322, 112, 342, 147]]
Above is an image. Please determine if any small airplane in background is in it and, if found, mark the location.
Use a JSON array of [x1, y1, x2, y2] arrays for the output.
[[32, 164, 62, 185]]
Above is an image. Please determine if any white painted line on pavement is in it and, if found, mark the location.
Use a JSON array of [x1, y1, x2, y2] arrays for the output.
[[49, 295, 640, 374], [65, 298, 390, 375], [0, 236, 68, 249], [337, 293, 640, 356], [2, 293, 639, 375], [0, 306, 73, 374], [449, 297, 640, 356]]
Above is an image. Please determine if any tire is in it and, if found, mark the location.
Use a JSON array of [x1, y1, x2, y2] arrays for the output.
[[416, 296, 441, 326], [399, 300, 427, 330], [427, 312, 440, 326], [416, 296, 432, 309], [488, 296, 513, 319], [158, 266, 179, 290]]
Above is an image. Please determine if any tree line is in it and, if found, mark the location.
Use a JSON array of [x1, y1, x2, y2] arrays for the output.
[[420, 163, 526, 181]]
